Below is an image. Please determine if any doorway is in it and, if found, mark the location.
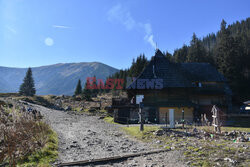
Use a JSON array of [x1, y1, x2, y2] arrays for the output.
[[169, 109, 175, 128], [159, 107, 175, 128]]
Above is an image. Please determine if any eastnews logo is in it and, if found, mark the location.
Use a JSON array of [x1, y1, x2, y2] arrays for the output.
[[85, 77, 163, 90]]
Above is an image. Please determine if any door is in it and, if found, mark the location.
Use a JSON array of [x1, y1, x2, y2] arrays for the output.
[[159, 108, 168, 124], [169, 109, 175, 128]]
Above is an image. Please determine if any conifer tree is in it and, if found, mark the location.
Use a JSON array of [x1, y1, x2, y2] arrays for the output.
[[215, 19, 244, 99], [173, 45, 188, 63], [129, 54, 148, 77], [91, 76, 99, 97], [19, 68, 36, 96], [82, 81, 92, 101], [74, 79, 82, 96], [163, 51, 173, 61], [215, 20, 242, 81], [187, 33, 207, 62]]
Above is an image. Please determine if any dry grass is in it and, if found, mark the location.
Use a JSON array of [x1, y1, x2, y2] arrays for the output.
[[0, 105, 58, 166]]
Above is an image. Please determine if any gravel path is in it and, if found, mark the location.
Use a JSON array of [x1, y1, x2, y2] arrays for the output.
[[28, 103, 186, 167]]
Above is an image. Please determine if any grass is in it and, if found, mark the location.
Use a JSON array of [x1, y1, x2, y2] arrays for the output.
[[103, 116, 118, 124], [18, 129, 58, 167], [99, 109, 108, 113], [14, 95, 57, 109], [120, 125, 250, 166], [220, 126, 250, 132], [72, 107, 83, 112], [73, 108, 108, 115], [121, 126, 160, 141], [0, 93, 20, 97], [197, 126, 250, 132]]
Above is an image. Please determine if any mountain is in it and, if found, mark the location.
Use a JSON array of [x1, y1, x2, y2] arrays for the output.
[[0, 62, 118, 95]]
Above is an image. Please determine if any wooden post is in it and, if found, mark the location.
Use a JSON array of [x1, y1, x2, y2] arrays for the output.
[[165, 112, 168, 127], [139, 105, 144, 131], [182, 109, 184, 129]]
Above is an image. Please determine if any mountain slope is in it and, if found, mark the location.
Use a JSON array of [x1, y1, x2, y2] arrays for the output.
[[0, 62, 118, 95]]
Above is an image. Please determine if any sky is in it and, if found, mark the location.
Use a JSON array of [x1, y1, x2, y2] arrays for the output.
[[0, 0, 249, 69]]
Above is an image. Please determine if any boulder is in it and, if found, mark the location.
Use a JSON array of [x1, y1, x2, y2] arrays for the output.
[[237, 135, 248, 142], [153, 129, 165, 136], [64, 106, 72, 111]]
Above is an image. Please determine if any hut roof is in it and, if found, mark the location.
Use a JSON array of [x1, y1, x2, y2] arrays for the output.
[[127, 49, 227, 89], [180, 63, 226, 82]]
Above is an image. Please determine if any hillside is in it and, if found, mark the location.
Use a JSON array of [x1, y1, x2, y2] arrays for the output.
[[0, 62, 118, 95]]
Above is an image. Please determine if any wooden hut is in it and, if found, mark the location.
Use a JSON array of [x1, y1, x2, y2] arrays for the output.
[[126, 49, 232, 124]]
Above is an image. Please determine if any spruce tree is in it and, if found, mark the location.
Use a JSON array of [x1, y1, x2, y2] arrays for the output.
[[129, 54, 148, 77], [215, 20, 242, 81], [163, 51, 173, 61], [173, 45, 188, 63], [74, 79, 82, 96], [82, 82, 92, 101], [91, 76, 99, 97], [19, 68, 36, 96], [215, 20, 243, 98], [187, 33, 207, 62]]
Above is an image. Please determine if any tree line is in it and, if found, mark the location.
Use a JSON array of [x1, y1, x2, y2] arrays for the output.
[[74, 18, 249, 102], [104, 18, 250, 102], [73, 54, 149, 99], [172, 18, 250, 102]]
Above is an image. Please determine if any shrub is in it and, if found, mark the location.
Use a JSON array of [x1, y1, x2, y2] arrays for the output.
[[0, 107, 56, 166]]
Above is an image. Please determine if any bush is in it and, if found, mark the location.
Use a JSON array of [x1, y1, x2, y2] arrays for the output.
[[0, 107, 57, 166]]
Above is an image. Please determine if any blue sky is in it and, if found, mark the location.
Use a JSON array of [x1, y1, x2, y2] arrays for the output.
[[0, 0, 249, 69]]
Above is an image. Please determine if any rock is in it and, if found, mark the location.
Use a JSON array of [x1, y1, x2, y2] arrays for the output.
[[64, 106, 72, 111], [193, 128, 198, 133], [70, 144, 78, 148], [153, 129, 165, 136], [237, 135, 247, 142], [98, 116, 105, 119], [216, 162, 221, 166], [228, 131, 237, 137], [155, 140, 161, 144], [128, 162, 137, 167], [224, 157, 237, 164], [132, 150, 138, 153], [214, 158, 222, 162], [114, 133, 122, 137]]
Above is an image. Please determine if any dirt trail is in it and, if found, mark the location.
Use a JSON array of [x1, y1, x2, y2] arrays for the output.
[[28, 103, 186, 167]]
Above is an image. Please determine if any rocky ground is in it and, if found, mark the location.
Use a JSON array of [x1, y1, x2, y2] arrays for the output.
[[26, 102, 186, 167], [2, 96, 249, 166]]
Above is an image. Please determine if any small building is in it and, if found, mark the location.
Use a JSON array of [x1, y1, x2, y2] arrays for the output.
[[126, 49, 232, 124], [111, 98, 139, 124]]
